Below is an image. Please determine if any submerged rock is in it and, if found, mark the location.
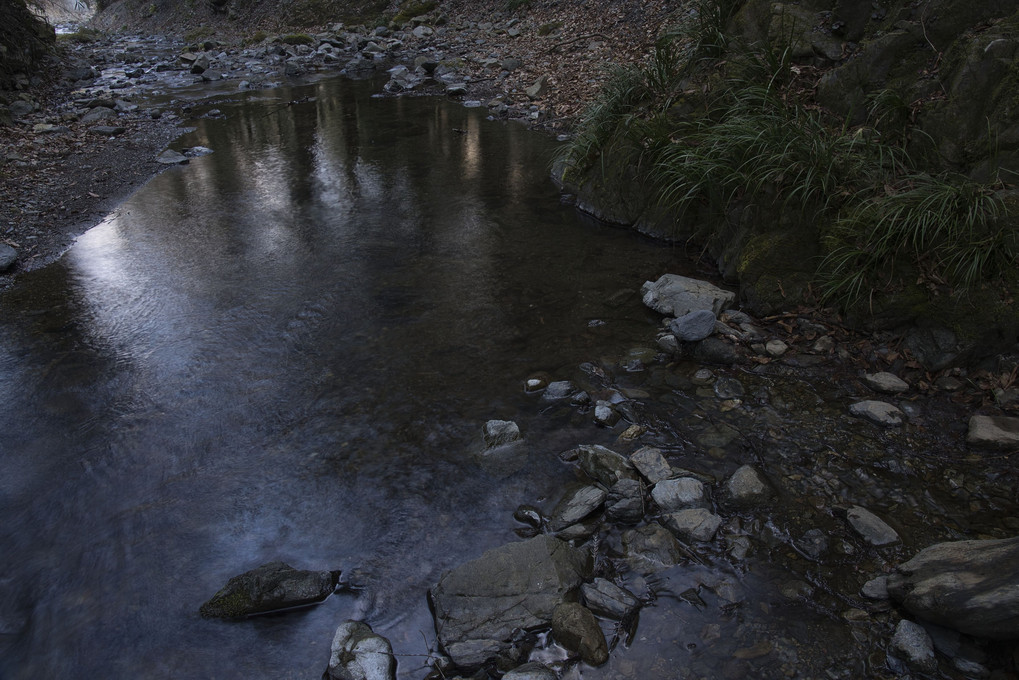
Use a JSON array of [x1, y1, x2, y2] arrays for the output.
[[429, 535, 592, 668], [325, 620, 396, 680], [199, 561, 339, 619], [886, 537, 1019, 639], [483, 419, 521, 447]]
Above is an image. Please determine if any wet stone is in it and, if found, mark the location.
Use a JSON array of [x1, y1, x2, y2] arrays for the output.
[[796, 528, 829, 559], [549, 485, 607, 531], [629, 446, 672, 484], [325, 620, 396, 680], [693, 337, 738, 364], [541, 380, 575, 401], [861, 575, 890, 600], [551, 602, 608, 666], [575, 444, 636, 486], [652, 477, 706, 511], [593, 401, 620, 427], [663, 508, 722, 542], [156, 149, 189, 164], [669, 309, 717, 342], [724, 465, 772, 506], [623, 523, 685, 572], [503, 662, 558, 680], [199, 561, 340, 619], [845, 506, 899, 546], [581, 578, 640, 620], [604, 478, 644, 524], [483, 419, 520, 447], [849, 400, 904, 427]]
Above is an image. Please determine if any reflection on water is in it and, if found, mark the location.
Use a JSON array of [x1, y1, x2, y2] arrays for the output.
[[0, 77, 690, 678]]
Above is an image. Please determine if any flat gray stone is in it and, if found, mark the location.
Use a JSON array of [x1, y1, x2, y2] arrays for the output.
[[663, 508, 722, 542], [156, 149, 189, 165], [846, 506, 900, 546], [864, 371, 910, 393], [641, 274, 735, 317], [850, 400, 904, 426], [669, 309, 716, 342], [651, 477, 706, 511], [629, 446, 672, 484], [549, 485, 607, 531], [966, 415, 1019, 449]]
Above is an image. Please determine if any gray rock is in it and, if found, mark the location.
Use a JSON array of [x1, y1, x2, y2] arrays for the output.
[[861, 575, 889, 600], [849, 400, 904, 427], [662, 508, 722, 542], [502, 57, 523, 71], [651, 477, 706, 511], [551, 602, 608, 666], [966, 415, 1019, 449], [0, 245, 17, 272], [549, 485, 607, 531], [864, 371, 910, 393], [575, 444, 636, 486], [593, 401, 620, 427], [629, 446, 672, 484], [669, 309, 716, 342], [326, 620, 396, 680], [81, 106, 117, 123], [903, 327, 959, 371], [724, 465, 771, 505], [445, 82, 468, 96], [525, 74, 549, 99], [845, 506, 899, 546], [886, 537, 1019, 639], [190, 54, 210, 74], [581, 578, 640, 620], [765, 339, 788, 357], [199, 561, 339, 618], [412, 25, 434, 38], [156, 149, 189, 165], [604, 478, 644, 524], [641, 274, 735, 317], [541, 380, 576, 401], [622, 523, 685, 572], [889, 619, 937, 674], [9, 100, 34, 117], [502, 662, 558, 680], [483, 419, 520, 447], [430, 536, 592, 668]]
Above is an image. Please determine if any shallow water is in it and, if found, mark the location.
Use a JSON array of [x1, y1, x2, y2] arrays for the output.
[[2, 75, 1016, 680], [0, 77, 691, 679]]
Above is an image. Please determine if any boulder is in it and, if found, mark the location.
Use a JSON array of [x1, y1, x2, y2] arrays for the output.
[[551, 602, 608, 666], [430, 536, 592, 668], [886, 537, 1019, 639], [849, 400, 904, 427], [199, 561, 339, 618], [845, 506, 900, 546], [641, 274, 735, 317], [325, 620, 396, 680], [669, 309, 717, 342], [966, 415, 1019, 449]]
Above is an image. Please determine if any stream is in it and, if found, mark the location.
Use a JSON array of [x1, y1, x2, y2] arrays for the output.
[[0, 75, 1016, 679]]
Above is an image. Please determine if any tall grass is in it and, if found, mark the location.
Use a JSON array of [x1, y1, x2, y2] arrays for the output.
[[558, 0, 1018, 311]]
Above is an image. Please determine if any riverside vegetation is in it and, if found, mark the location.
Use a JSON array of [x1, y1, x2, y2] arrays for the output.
[[555, 0, 1019, 365]]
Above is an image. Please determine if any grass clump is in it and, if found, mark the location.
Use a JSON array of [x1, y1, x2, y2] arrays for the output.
[[557, 0, 1018, 313], [392, 0, 437, 24], [58, 28, 102, 43], [184, 26, 215, 43], [537, 21, 562, 36], [241, 30, 269, 47], [281, 33, 315, 45]]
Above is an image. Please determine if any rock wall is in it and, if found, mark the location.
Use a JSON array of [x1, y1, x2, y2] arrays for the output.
[[0, 1, 56, 88]]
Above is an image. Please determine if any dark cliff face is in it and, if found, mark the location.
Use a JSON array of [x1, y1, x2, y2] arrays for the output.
[[0, 1, 57, 88]]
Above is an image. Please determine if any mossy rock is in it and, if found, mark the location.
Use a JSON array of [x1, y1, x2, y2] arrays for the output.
[[735, 229, 821, 314], [281, 33, 315, 45], [199, 561, 340, 619]]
